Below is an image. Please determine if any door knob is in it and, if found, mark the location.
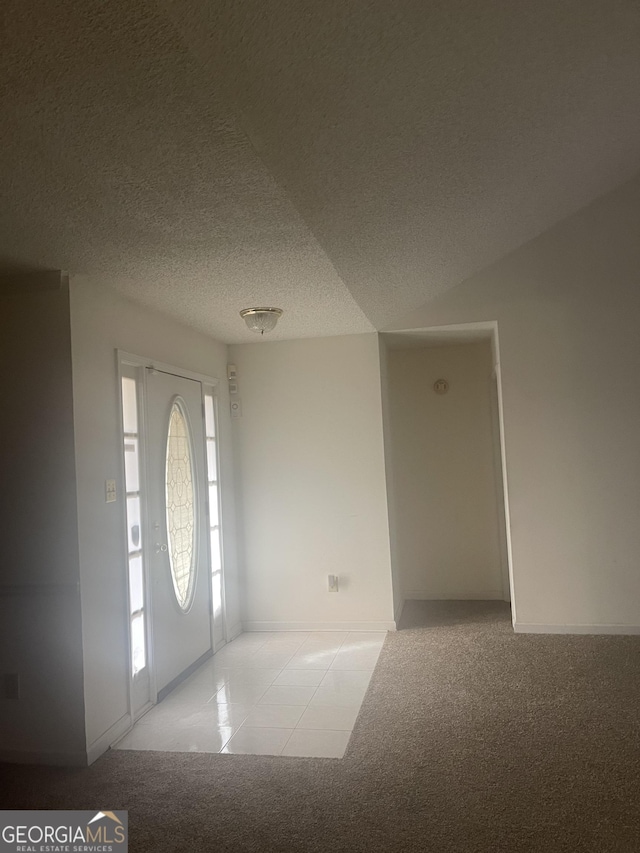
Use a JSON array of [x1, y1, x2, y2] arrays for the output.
[[155, 543, 168, 553]]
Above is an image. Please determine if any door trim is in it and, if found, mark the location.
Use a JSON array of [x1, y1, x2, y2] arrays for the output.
[[118, 350, 220, 387]]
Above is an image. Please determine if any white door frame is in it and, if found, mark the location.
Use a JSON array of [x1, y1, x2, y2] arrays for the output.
[[379, 321, 517, 624], [116, 350, 227, 724]]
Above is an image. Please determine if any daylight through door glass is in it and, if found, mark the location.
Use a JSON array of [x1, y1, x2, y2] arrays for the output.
[[204, 393, 224, 625], [165, 399, 197, 611], [121, 376, 146, 675]]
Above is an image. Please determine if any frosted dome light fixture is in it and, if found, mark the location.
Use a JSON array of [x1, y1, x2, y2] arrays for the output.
[[240, 307, 283, 335]]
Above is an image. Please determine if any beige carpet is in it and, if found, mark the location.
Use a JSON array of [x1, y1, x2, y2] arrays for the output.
[[2, 601, 640, 852]]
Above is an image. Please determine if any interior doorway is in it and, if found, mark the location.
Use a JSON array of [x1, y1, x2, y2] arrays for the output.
[[381, 322, 515, 622], [118, 353, 227, 722]]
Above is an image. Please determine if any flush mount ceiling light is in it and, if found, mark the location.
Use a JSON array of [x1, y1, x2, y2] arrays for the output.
[[239, 307, 283, 335]]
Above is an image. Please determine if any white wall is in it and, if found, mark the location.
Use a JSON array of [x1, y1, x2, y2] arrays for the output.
[[70, 276, 239, 754], [229, 334, 395, 630], [0, 275, 86, 763], [386, 341, 504, 601], [387, 174, 640, 631]]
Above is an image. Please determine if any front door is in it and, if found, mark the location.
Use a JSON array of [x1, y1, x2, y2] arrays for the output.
[[146, 368, 212, 694]]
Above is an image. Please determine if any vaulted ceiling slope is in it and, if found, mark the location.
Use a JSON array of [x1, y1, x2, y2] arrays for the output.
[[2, 0, 640, 342], [162, 0, 640, 329]]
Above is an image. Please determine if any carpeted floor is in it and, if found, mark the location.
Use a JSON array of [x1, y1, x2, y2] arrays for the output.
[[2, 601, 640, 852]]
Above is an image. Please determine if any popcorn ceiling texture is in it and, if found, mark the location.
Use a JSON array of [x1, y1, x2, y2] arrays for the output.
[[2, 0, 640, 340], [0, 0, 372, 342]]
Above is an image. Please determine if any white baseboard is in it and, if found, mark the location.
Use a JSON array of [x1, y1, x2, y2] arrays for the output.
[[0, 748, 88, 767], [514, 622, 640, 635], [404, 591, 505, 601], [242, 620, 396, 632], [226, 622, 242, 642], [87, 712, 132, 765]]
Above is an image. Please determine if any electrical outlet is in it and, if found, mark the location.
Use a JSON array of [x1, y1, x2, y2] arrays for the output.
[[2, 673, 20, 700], [328, 574, 339, 592]]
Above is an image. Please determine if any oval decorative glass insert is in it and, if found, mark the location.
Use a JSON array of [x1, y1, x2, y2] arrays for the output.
[[165, 398, 196, 611]]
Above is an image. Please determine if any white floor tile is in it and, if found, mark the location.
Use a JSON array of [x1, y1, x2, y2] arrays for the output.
[[286, 651, 337, 670], [115, 723, 234, 753], [187, 669, 229, 692], [193, 703, 253, 728], [212, 682, 269, 705], [135, 706, 176, 726], [297, 632, 348, 653], [282, 729, 351, 758], [210, 648, 260, 668], [117, 627, 382, 758], [218, 668, 281, 687], [330, 649, 382, 670], [273, 669, 326, 687], [168, 678, 222, 704], [309, 684, 368, 708], [296, 705, 359, 731], [261, 632, 309, 650], [139, 699, 252, 729], [246, 651, 296, 669], [136, 695, 205, 726], [242, 704, 305, 729], [319, 670, 373, 690], [221, 726, 293, 755], [164, 725, 235, 753], [258, 685, 318, 706], [260, 642, 305, 654]]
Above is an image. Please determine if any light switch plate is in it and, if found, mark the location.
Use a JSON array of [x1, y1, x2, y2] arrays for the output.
[[328, 574, 339, 592], [106, 479, 117, 502]]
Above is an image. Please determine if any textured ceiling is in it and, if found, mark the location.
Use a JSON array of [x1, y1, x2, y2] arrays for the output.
[[2, 0, 640, 341], [0, 0, 372, 342], [163, 0, 640, 330]]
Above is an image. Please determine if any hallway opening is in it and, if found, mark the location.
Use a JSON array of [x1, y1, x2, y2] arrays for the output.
[[380, 324, 514, 620]]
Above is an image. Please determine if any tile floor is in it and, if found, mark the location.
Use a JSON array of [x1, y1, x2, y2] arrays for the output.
[[114, 630, 385, 758]]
